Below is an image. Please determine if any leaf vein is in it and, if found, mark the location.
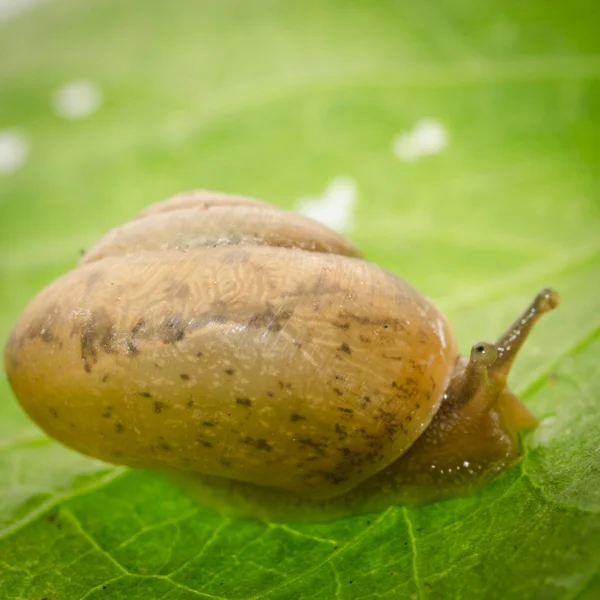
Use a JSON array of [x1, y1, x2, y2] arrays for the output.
[[63, 508, 130, 575], [402, 507, 423, 600]]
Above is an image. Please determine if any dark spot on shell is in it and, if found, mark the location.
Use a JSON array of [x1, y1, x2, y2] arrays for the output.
[[236, 398, 252, 407], [154, 401, 165, 413], [290, 413, 306, 422], [158, 439, 172, 451], [224, 368, 235, 375], [187, 399, 195, 407], [338, 407, 353, 414], [334, 322, 350, 330], [115, 422, 124, 433], [218, 458, 232, 467], [180, 373, 190, 380], [334, 423, 347, 440], [102, 374, 109, 383], [266, 391, 274, 398], [138, 391, 153, 398], [248, 309, 293, 333], [102, 408, 112, 418], [338, 343, 351, 354], [203, 420, 217, 427], [382, 354, 403, 361], [278, 380, 292, 390], [126, 340, 139, 355], [332, 387, 344, 396], [198, 439, 213, 448], [335, 374, 345, 381], [241, 436, 272, 452], [49, 408, 58, 418], [374, 408, 399, 439], [131, 318, 146, 335], [196, 352, 203, 358], [298, 438, 326, 455], [74, 308, 118, 372], [362, 396, 371, 405], [416, 403, 421, 409], [406, 415, 412, 421], [359, 335, 371, 343], [161, 316, 186, 344]]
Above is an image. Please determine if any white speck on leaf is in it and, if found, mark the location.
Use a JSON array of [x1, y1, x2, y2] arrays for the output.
[[0, 130, 29, 174], [295, 176, 358, 232], [52, 80, 102, 120], [393, 118, 449, 162]]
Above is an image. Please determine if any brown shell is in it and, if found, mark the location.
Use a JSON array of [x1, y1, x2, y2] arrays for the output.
[[4, 190, 456, 500]]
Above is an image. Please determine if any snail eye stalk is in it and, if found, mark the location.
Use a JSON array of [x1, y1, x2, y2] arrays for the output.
[[450, 341, 497, 408], [447, 287, 559, 410], [490, 287, 560, 380]]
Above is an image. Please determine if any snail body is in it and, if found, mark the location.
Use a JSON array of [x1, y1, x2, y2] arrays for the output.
[[4, 190, 559, 512]]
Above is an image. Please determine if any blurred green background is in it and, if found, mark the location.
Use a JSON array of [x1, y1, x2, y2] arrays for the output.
[[1, 1, 599, 599]]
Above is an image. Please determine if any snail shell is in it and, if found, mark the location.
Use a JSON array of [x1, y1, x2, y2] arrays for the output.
[[5, 190, 455, 500]]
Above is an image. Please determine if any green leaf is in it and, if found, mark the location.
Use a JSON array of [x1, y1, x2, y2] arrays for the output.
[[1, 0, 599, 598]]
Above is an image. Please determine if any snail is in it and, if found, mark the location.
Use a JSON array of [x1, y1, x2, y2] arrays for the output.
[[4, 190, 559, 518]]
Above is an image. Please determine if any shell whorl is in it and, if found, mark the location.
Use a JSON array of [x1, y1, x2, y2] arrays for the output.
[[81, 190, 361, 265]]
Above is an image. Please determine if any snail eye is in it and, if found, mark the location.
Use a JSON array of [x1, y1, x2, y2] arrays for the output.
[[470, 341, 498, 367]]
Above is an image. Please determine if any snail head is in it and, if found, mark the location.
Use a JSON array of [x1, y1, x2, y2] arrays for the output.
[[390, 288, 561, 500]]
